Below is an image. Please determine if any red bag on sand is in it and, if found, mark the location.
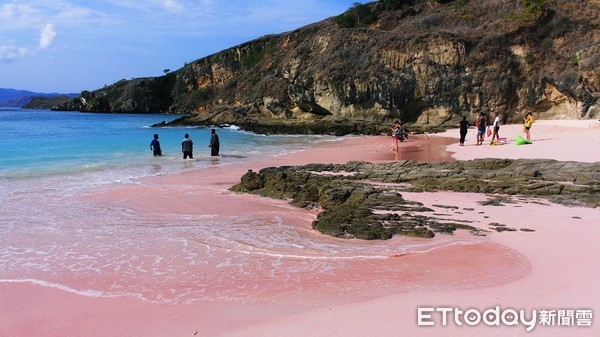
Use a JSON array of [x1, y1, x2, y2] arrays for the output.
[[486, 127, 492, 137]]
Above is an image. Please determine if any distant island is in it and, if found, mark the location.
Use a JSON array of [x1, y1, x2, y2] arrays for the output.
[[22, 95, 77, 109], [0, 88, 78, 108]]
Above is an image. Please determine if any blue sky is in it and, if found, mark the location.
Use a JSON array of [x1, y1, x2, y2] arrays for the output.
[[0, 0, 366, 93]]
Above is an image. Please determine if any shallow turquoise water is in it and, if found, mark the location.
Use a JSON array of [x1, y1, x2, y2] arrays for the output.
[[0, 108, 330, 180]]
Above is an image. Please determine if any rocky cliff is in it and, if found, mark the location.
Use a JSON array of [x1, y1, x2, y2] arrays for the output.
[[55, 0, 600, 134]]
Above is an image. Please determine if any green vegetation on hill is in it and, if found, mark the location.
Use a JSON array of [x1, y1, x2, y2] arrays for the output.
[[335, 2, 378, 28]]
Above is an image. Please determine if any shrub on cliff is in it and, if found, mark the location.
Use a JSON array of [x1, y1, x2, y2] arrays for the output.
[[508, 0, 549, 23], [335, 2, 377, 28], [380, 0, 418, 10]]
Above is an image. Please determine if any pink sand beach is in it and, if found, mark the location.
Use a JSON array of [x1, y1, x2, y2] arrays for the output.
[[1, 120, 598, 336]]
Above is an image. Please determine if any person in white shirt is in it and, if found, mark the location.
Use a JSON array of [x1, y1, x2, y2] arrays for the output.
[[491, 113, 501, 142]]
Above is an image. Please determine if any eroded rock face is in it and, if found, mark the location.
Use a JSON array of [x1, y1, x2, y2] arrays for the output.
[[55, 1, 599, 134], [230, 159, 599, 240]]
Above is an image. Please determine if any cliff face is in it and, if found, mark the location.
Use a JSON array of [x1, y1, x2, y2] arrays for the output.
[[55, 0, 600, 134]]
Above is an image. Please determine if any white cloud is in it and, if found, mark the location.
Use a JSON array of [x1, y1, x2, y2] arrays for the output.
[[0, 2, 116, 31], [163, 0, 184, 13], [39, 23, 57, 49], [0, 45, 30, 62], [0, 3, 38, 29]]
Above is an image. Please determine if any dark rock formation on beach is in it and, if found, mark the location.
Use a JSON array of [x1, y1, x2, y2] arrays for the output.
[[230, 166, 477, 239], [54, 0, 599, 135], [230, 158, 599, 239]]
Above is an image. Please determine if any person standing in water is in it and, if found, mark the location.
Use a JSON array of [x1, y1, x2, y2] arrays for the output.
[[181, 133, 194, 159], [459, 116, 468, 146], [150, 134, 162, 156], [209, 129, 220, 156]]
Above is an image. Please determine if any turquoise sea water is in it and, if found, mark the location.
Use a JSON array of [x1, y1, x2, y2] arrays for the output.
[[0, 107, 331, 181]]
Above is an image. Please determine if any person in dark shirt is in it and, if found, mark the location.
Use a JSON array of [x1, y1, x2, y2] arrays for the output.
[[476, 112, 487, 145], [459, 116, 469, 146], [150, 134, 162, 156], [181, 133, 193, 159], [209, 129, 220, 156]]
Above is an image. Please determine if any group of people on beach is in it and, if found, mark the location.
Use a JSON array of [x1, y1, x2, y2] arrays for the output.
[[150, 129, 221, 159], [459, 111, 534, 146]]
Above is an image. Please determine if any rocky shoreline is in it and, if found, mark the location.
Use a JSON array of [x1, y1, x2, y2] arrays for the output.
[[151, 106, 449, 136], [230, 158, 600, 240]]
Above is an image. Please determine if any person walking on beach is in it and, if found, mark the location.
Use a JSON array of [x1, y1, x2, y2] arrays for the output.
[[476, 112, 487, 145], [182, 133, 194, 159], [209, 129, 220, 156], [459, 116, 468, 146], [392, 120, 403, 152], [523, 112, 534, 141], [150, 133, 162, 156], [491, 113, 501, 143]]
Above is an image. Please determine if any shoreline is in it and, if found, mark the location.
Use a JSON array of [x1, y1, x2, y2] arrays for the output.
[[438, 119, 600, 162], [1, 120, 599, 336]]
